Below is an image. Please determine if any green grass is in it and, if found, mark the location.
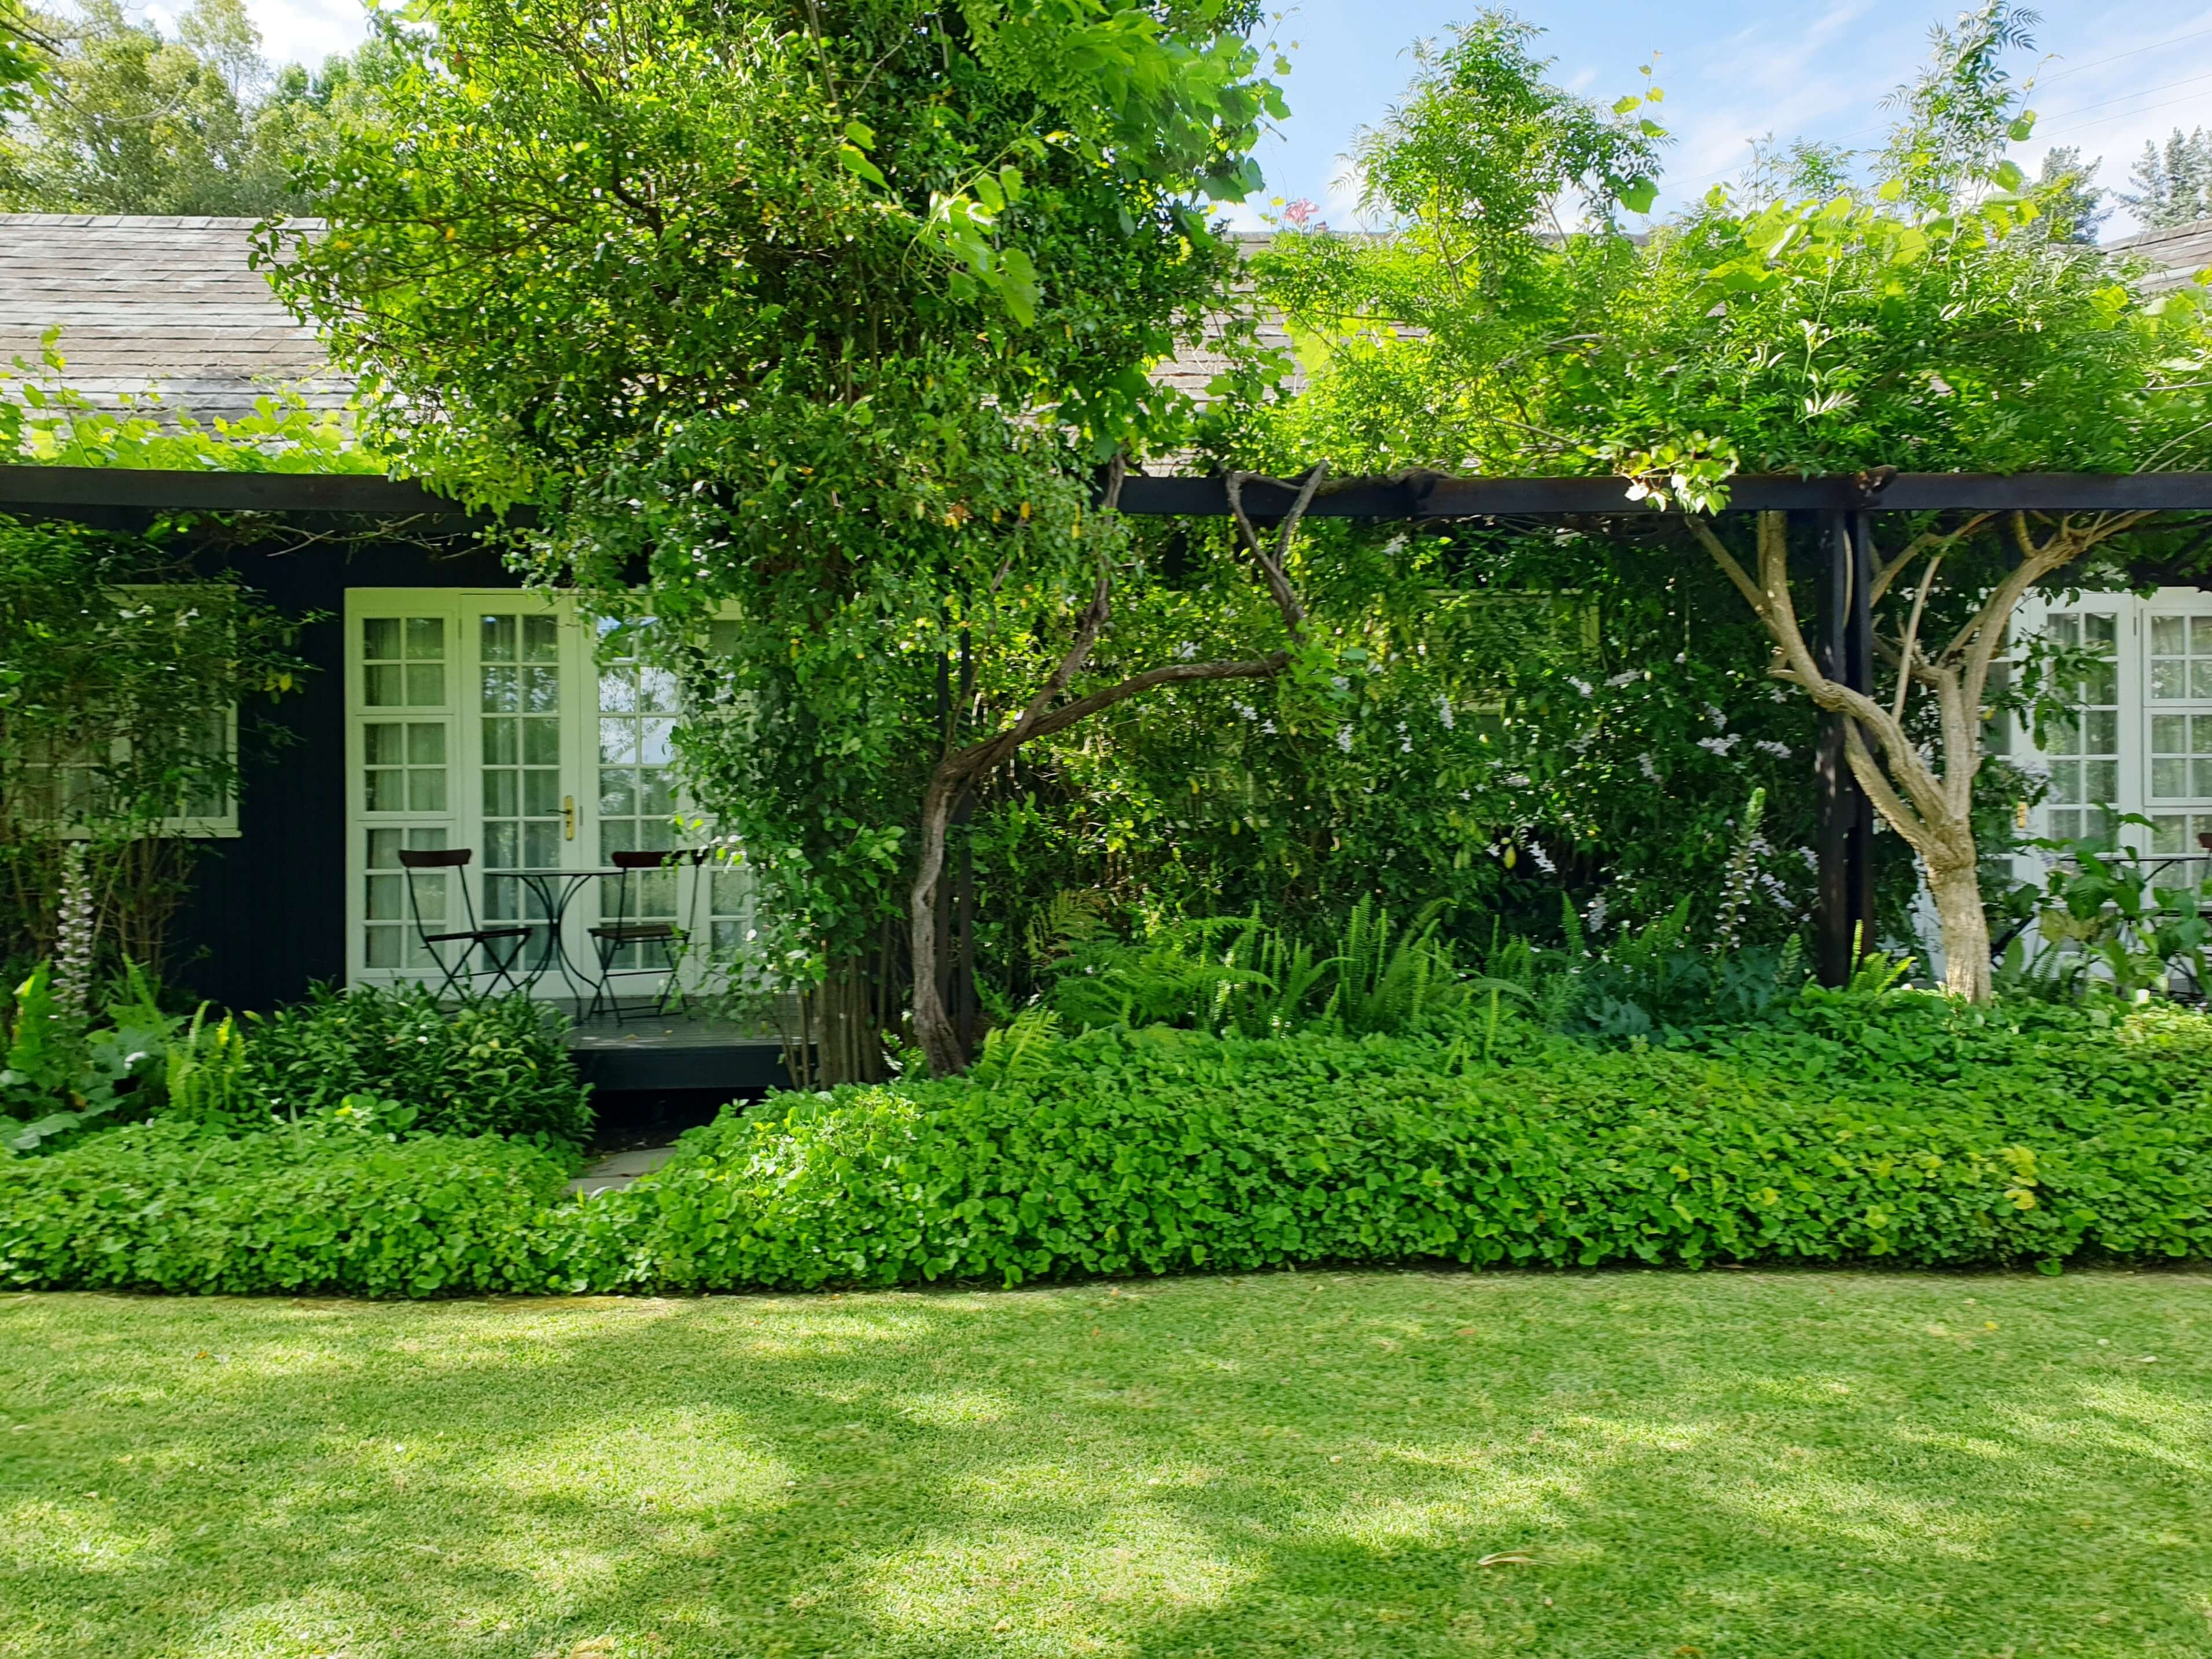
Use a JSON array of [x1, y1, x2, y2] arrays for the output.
[[3, 1271, 2209, 1658]]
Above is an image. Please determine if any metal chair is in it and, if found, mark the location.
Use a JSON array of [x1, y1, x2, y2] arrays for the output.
[[587, 849, 697, 1024], [395, 848, 532, 999]]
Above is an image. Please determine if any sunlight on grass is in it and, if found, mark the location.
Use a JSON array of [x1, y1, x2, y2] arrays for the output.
[[1, 1271, 2208, 1657]]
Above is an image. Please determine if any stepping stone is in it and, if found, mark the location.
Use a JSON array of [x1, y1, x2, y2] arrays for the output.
[[568, 1144, 680, 1195]]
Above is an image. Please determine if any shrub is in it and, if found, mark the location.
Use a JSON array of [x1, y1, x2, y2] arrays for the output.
[[611, 998, 2212, 1290], [4, 994, 2207, 1297], [224, 984, 593, 1146], [0, 1113, 575, 1297]]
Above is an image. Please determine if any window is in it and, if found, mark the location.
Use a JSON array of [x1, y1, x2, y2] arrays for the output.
[[2147, 611, 2212, 880], [11, 707, 238, 838], [2040, 612, 2119, 843]]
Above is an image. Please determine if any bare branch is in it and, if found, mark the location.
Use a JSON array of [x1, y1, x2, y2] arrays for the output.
[[1225, 464, 1327, 643], [1890, 549, 1944, 725]]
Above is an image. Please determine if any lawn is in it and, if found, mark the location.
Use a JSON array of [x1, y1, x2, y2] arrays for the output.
[[3, 1271, 2208, 1658]]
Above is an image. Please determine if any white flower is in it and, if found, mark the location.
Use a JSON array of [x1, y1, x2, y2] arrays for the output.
[[1606, 670, 1640, 688], [1697, 734, 1741, 756], [1261, 719, 1277, 735], [1638, 753, 1661, 782], [1528, 843, 1556, 874], [1437, 696, 1456, 730], [1504, 773, 1533, 789], [1702, 702, 1727, 729], [1336, 726, 1355, 752], [1566, 675, 1593, 697], [1755, 740, 1792, 759], [1232, 702, 1258, 722], [1584, 893, 1609, 931], [1176, 641, 1199, 660]]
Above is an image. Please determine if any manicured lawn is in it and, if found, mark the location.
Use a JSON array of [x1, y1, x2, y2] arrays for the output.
[[2, 1271, 2208, 1658]]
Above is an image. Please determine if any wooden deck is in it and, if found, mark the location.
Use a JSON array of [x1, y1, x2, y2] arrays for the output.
[[563, 1009, 792, 1094]]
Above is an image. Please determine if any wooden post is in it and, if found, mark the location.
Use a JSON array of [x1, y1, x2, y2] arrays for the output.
[[1815, 510, 1878, 985]]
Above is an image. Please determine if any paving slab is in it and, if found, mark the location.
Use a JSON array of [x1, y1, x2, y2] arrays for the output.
[[568, 1143, 680, 1196]]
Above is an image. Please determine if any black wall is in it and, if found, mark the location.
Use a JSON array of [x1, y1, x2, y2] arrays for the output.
[[169, 538, 521, 1012]]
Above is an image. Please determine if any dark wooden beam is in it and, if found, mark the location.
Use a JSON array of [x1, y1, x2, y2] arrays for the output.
[[1814, 512, 1879, 988], [1117, 470, 2212, 518], [9, 463, 2212, 522], [0, 465, 479, 518]]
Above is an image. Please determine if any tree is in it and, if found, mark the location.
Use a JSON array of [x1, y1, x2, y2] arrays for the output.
[[2120, 127, 2212, 230], [0, 0, 389, 214], [1253, 6, 2212, 1001], [2033, 145, 2106, 243], [270, 0, 1294, 1075], [1, 0, 53, 113]]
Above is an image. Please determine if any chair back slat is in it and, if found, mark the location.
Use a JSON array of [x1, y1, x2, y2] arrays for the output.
[[398, 848, 474, 869]]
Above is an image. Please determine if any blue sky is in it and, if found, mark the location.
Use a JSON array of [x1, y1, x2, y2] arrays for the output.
[[219, 0, 2212, 238]]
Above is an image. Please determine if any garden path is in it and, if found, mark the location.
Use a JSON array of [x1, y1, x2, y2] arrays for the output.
[[566, 1144, 679, 1195]]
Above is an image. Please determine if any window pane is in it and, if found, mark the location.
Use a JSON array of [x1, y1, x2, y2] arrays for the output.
[[2152, 758, 2187, 798], [480, 614, 516, 663], [521, 665, 560, 713], [483, 718, 517, 765], [364, 664, 403, 707], [2194, 616, 2212, 652], [405, 664, 444, 707], [2050, 759, 2081, 803], [363, 617, 401, 660], [2085, 760, 2118, 803], [640, 718, 675, 766], [2197, 759, 2212, 797], [2151, 615, 2186, 654], [2082, 710, 2118, 753], [2084, 663, 2118, 704], [2152, 662, 2184, 700], [2050, 809, 2082, 840], [600, 719, 639, 765], [408, 770, 448, 812], [366, 872, 404, 919], [480, 665, 518, 713], [407, 723, 446, 765], [522, 769, 562, 817], [404, 616, 444, 659], [365, 770, 402, 811], [2151, 815, 2187, 854], [483, 770, 518, 818], [638, 668, 679, 714], [601, 770, 639, 817], [523, 615, 560, 662], [599, 668, 639, 713], [2084, 614, 2116, 649], [2195, 661, 2212, 698], [523, 718, 561, 766], [2153, 715, 2188, 754], [365, 925, 401, 968], [364, 723, 403, 764]]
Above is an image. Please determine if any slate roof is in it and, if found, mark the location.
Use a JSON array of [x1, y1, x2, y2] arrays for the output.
[[0, 215, 344, 420], [2103, 218, 2212, 290], [10, 213, 2205, 428]]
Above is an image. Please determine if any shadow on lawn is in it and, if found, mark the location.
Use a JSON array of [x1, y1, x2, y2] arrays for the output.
[[4, 1272, 2210, 1658]]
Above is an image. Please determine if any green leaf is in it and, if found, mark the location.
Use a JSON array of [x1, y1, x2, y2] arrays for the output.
[[1618, 176, 1658, 215], [2008, 110, 2037, 141], [1611, 94, 1641, 116], [839, 145, 887, 189]]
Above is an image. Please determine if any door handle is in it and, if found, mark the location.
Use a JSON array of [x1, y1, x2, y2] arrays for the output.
[[563, 796, 576, 841]]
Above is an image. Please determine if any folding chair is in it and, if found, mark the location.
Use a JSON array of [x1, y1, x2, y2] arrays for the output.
[[395, 848, 532, 999], [586, 849, 695, 1024]]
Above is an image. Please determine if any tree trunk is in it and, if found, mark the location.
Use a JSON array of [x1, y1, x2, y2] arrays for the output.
[[1926, 856, 1993, 1002], [909, 765, 966, 1076]]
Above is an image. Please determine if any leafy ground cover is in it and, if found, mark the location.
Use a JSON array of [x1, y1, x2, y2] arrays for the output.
[[3, 1270, 2208, 1658]]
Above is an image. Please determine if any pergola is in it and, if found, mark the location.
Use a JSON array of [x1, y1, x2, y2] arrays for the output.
[[9, 461, 2212, 987]]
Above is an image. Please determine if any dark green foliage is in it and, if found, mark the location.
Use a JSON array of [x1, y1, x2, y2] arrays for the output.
[[225, 985, 593, 1147], [0, 1116, 573, 1296], [9, 991, 2206, 1298], [615, 1000, 2212, 1291]]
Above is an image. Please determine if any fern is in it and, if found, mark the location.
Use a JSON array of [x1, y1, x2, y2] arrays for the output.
[[974, 1006, 1063, 1091]]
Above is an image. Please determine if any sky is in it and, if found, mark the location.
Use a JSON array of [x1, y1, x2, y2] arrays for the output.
[[190, 0, 2212, 240]]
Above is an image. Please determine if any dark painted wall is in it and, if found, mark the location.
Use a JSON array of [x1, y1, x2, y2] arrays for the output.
[[169, 538, 521, 1012]]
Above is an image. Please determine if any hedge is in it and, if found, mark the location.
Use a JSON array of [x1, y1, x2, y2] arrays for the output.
[[3, 995, 2208, 1297]]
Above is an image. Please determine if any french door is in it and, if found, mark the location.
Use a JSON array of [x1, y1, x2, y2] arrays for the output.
[[344, 590, 746, 1002]]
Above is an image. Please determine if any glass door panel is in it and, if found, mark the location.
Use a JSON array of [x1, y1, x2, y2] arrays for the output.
[[479, 610, 567, 970], [2042, 612, 2120, 843], [595, 637, 682, 968]]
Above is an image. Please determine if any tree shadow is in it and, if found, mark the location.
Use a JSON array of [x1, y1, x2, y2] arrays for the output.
[[3, 1270, 2209, 1658]]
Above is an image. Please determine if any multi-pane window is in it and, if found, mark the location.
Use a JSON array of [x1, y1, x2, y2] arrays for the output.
[[362, 616, 447, 708], [595, 628, 682, 966], [363, 826, 449, 969], [2042, 612, 2120, 843], [479, 612, 564, 942], [2149, 614, 2212, 702], [362, 720, 448, 812]]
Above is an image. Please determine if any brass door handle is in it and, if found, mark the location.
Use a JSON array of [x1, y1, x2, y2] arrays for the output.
[[563, 796, 576, 841]]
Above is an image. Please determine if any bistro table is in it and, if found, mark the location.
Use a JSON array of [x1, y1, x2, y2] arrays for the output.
[[500, 866, 623, 1007]]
